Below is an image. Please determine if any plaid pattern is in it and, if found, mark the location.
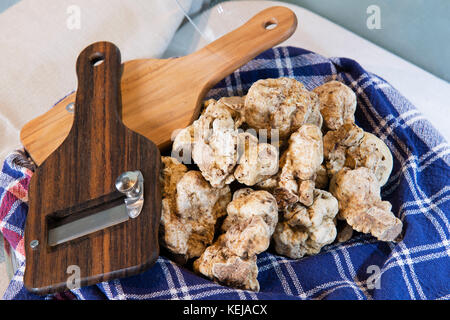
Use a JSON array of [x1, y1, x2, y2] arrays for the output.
[[1, 47, 449, 300]]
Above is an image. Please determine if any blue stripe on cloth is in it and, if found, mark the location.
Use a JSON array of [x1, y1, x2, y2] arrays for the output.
[[1, 46, 449, 300]]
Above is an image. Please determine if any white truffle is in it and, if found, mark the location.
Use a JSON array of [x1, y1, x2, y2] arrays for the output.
[[313, 80, 357, 131], [190, 100, 241, 188], [244, 77, 322, 139], [330, 167, 402, 241], [159, 157, 231, 260], [323, 122, 365, 177], [218, 96, 246, 126], [234, 132, 279, 186], [276, 124, 323, 208], [193, 235, 259, 291], [222, 189, 278, 235], [346, 132, 393, 186], [194, 190, 278, 291], [324, 124, 393, 186], [273, 190, 339, 259]]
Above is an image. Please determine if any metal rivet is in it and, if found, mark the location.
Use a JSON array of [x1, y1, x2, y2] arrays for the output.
[[115, 171, 141, 198], [30, 240, 39, 249], [66, 102, 74, 113], [115, 171, 144, 219]]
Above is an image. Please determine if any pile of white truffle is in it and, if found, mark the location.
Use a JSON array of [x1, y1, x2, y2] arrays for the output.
[[159, 78, 403, 291]]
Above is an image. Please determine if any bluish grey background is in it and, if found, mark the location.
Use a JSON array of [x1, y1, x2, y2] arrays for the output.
[[0, 0, 19, 13], [280, 0, 449, 82], [1, 0, 449, 81]]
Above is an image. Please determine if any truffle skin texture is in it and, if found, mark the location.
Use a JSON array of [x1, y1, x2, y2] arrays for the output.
[[193, 235, 260, 291], [172, 97, 246, 166], [315, 164, 329, 190], [159, 157, 231, 260], [221, 189, 279, 236], [218, 96, 246, 126], [190, 99, 242, 188], [160, 156, 188, 198], [234, 132, 279, 186], [313, 80, 357, 131], [194, 190, 278, 291], [171, 125, 194, 164], [323, 124, 393, 186], [323, 122, 365, 177], [345, 132, 393, 186], [272, 190, 339, 259], [244, 77, 322, 139], [276, 124, 323, 208], [330, 167, 402, 241]]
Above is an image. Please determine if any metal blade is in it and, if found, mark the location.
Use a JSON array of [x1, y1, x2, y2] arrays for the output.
[[48, 204, 129, 246]]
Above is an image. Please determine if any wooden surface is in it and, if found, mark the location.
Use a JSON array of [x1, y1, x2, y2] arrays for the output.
[[20, 6, 297, 165], [24, 42, 161, 295]]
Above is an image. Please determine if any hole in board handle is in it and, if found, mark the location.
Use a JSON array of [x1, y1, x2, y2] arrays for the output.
[[264, 19, 278, 30], [90, 52, 105, 67]]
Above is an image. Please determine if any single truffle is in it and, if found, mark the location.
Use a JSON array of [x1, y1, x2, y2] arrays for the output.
[[273, 190, 339, 259], [193, 235, 259, 291], [234, 132, 279, 186], [324, 124, 393, 186], [276, 124, 323, 208], [160, 157, 231, 260], [323, 122, 365, 177], [313, 80, 357, 131], [330, 167, 402, 241], [195, 190, 278, 291], [222, 189, 278, 235], [345, 132, 393, 186], [190, 100, 241, 188], [244, 77, 322, 139]]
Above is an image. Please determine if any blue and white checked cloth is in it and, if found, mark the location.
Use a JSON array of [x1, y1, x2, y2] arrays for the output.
[[1, 47, 449, 300]]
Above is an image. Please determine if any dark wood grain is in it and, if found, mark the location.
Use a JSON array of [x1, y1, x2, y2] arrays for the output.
[[24, 42, 161, 295]]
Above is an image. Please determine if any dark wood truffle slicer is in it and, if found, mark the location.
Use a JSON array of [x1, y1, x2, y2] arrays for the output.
[[24, 41, 161, 295]]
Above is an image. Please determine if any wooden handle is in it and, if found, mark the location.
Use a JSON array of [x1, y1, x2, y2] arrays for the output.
[[70, 42, 123, 138], [189, 6, 297, 87]]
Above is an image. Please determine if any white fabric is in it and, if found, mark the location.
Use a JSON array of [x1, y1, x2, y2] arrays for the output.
[[166, 0, 450, 142], [0, 0, 203, 163]]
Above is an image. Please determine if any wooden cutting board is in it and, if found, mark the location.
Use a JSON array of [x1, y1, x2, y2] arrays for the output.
[[20, 6, 297, 166]]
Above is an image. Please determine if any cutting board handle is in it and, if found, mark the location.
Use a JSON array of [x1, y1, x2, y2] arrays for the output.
[[189, 6, 297, 87]]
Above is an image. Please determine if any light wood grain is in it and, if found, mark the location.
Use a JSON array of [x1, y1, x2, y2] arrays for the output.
[[20, 6, 297, 165]]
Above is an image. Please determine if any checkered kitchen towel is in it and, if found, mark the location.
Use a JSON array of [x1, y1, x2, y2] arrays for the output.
[[1, 47, 449, 300]]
